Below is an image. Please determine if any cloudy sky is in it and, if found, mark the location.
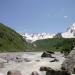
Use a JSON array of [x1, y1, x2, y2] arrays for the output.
[[0, 0, 75, 33]]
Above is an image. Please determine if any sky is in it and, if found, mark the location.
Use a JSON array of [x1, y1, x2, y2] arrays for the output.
[[0, 0, 75, 33]]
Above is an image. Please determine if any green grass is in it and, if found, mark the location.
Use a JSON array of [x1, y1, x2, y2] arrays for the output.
[[0, 23, 27, 52]]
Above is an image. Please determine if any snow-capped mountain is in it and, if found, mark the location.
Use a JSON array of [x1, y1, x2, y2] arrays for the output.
[[21, 22, 75, 42], [22, 33, 55, 42], [62, 23, 75, 38]]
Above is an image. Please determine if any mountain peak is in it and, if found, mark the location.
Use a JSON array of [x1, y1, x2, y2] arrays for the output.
[[72, 22, 75, 27], [21, 22, 75, 42], [62, 22, 75, 38]]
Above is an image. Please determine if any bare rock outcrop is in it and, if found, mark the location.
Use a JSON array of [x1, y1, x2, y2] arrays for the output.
[[61, 47, 75, 73]]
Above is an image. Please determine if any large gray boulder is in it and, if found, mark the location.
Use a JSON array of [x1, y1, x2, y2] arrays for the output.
[[61, 47, 75, 73], [40, 66, 52, 71], [7, 70, 22, 75], [40, 66, 71, 75], [46, 69, 71, 75], [41, 52, 55, 58]]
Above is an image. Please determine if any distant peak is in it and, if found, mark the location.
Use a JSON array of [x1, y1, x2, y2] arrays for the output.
[[72, 22, 75, 27]]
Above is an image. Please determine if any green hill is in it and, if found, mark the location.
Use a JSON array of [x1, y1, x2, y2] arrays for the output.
[[0, 23, 27, 52], [33, 38, 75, 54]]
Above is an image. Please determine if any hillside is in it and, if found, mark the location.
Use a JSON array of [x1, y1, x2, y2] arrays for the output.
[[33, 38, 75, 54], [0, 23, 27, 52]]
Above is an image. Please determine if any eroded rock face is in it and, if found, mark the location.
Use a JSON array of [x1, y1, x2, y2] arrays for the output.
[[7, 70, 22, 75], [61, 47, 75, 73], [31, 71, 39, 75]]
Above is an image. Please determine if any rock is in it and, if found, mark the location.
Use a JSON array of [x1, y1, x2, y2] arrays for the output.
[[35, 60, 40, 62], [61, 66, 66, 70], [31, 71, 39, 75], [50, 58, 59, 62], [7, 70, 22, 75], [46, 69, 71, 75], [0, 58, 7, 68], [24, 58, 31, 62], [0, 62, 4, 68], [46, 51, 55, 54], [40, 66, 52, 71], [41, 52, 55, 58], [0, 72, 4, 75], [61, 47, 75, 73], [40, 66, 71, 75], [72, 67, 75, 74], [15, 57, 23, 62]]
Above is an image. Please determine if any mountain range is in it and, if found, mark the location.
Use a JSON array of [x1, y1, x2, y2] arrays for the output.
[[0, 22, 75, 53], [21, 23, 75, 42]]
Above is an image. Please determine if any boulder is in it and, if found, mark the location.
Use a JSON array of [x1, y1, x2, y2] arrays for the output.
[[46, 51, 55, 54], [46, 69, 71, 75], [35, 60, 40, 62], [7, 70, 22, 75], [50, 58, 59, 62], [40, 66, 52, 71], [24, 58, 31, 62], [15, 57, 23, 62], [0, 72, 4, 75], [31, 71, 39, 75], [0, 62, 4, 68], [40, 66, 71, 75], [73, 67, 75, 74], [0, 58, 7, 68], [41, 52, 55, 58], [61, 47, 75, 73]]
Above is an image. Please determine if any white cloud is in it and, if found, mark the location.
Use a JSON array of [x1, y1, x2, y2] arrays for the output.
[[64, 16, 68, 19]]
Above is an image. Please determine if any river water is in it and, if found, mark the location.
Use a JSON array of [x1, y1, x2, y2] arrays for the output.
[[0, 52, 65, 75]]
